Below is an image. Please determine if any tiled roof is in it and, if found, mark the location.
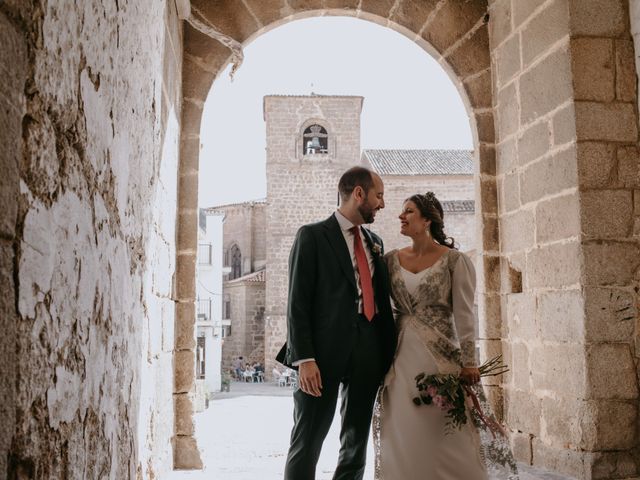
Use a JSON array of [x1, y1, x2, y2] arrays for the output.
[[363, 149, 473, 175], [226, 269, 266, 284], [204, 199, 266, 212], [441, 200, 475, 213]]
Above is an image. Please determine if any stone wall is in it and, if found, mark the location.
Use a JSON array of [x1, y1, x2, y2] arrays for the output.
[[221, 279, 266, 374], [0, 1, 182, 478], [371, 174, 476, 253], [212, 202, 266, 277], [489, 0, 640, 476], [264, 95, 364, 375]]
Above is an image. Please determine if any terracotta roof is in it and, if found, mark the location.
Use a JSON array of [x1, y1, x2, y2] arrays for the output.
[[441, 200, 475, 213], [204, 199, 266, 212], [363, 149, 473, 175], [226, 269, 266, 284]]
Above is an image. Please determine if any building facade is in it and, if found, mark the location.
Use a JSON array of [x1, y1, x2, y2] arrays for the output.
[[208, 95, 477, 378]]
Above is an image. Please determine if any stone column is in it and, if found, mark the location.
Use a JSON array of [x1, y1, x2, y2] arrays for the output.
[[489, 0, 640, 477]]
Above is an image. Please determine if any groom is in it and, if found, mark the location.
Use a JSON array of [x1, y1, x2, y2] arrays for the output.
[[276, 166, 397, 480]]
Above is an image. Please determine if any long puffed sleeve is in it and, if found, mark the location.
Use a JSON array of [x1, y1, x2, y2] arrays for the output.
[[451, 253, 478, 367]]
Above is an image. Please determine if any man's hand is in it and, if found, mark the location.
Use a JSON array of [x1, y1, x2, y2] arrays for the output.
[[298, 361, 323, 397], [460, 366, 480, 385]]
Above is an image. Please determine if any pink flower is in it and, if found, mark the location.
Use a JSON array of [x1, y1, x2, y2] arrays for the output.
[[427, 385, 438, 397]]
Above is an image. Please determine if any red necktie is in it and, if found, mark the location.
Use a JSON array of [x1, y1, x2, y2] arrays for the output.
[[350, 226, 375, 321]]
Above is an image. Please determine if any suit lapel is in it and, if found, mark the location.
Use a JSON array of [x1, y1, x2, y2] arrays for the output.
[[323, 214, 357, 291]]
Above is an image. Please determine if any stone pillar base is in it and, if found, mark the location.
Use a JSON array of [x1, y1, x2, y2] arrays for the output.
[[173, 435, 203, 470]]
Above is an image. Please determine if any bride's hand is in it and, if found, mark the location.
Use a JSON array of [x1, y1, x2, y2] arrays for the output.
[[460, 367, 480, 385]]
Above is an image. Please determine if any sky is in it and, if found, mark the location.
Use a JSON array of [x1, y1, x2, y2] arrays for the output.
[[198, 16, 473, 208]]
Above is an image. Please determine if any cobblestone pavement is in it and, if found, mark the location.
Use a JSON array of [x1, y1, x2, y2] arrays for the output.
[[168, 382, 575, 480]]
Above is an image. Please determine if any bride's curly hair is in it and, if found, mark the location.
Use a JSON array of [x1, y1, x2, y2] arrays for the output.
[[407, 192, 456, 249]]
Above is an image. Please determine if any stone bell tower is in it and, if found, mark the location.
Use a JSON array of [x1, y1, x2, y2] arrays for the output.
[[262, 94, 364, 373]]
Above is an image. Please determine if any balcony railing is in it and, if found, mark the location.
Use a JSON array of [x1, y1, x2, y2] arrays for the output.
[[197, 298, 212, 321]]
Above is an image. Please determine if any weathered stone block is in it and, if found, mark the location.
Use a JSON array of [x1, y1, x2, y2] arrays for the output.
[[359, 0, 395, 20], [521, 0, 569, 65], [445, 24, 491, 79], [531, 437, 591, 478], [520, 147, 578, 205], [182, 56, 217, 103], [500, 209, 534, 253], [463, 69, 492, 109], [191, 0, 260, 43], [615, 39, 636, 102], [580, 399, 637, 450], [178, 172, 199, 212], [480, 176, 498, 215], [586, 343, 639, 399], [537, 289, 584, 342], [243, 0, 288, 27], [175, 350, 196, 393], [526, 241, 581, 289], [531, 343, 586, 396], [568, 0, 628, 37], [517, 120, 551, 167], [496, 137, 516, 174], [510, 431, 533, 464], [520, 45, 573, 125], [551, 103, 576, 146], [174, 393, 195, 436], [512, 0, 539, 28], [477, 292, 502, 338], [177, 210, 198, 251], [535, 192, 581, 244], [421, 0, 486, 53], [481, 213, 499, 252], [505, 292, 537, 340], [505, 389, 541, 435], [175, 253, 197, 300], [581, 189, 633, 239], [570, 37, 615, 102], [488, 0, 512, 47], [618, 146, 640, 188], [180, 98, 204, 140], [389, 0, 439, 37], [175, 301, 196, 350], [173, 435, 203, 469], [509, 342, 532, 391], [475, 111, 495, 144], [541, 397, 583, 447], [500, 171, 519, 213], [577, 141, 616, 189], [497, 81, 519, 139], [575, 101, 638, 142], [478, 145, 496, 176], [591, 450, 639, 479], [495, 32, 520, 88], [582, 241, 640, 286]]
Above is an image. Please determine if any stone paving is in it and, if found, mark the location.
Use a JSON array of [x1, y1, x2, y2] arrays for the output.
[[168, 382, 575, 480]]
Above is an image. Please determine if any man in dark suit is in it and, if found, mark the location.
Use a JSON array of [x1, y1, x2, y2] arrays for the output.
[[276, 166, 396, 480]]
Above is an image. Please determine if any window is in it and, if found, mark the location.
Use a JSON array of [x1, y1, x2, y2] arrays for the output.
[[222, 325, 232, 338], [196, 336, 206, 379], [227, 244, 241, 280], [198, 243, 212, 265], [302, 124, 328, 155], [223, 294, 231, 320]]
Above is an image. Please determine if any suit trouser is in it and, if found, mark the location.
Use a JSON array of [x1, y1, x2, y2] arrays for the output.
[[283, 316, 383, 480]]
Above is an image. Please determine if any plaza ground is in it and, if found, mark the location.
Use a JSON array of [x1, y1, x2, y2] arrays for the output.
[[168, 382, 573, 480]]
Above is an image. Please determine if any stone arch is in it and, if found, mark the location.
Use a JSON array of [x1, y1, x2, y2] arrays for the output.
[[174, 1, 497, 468]]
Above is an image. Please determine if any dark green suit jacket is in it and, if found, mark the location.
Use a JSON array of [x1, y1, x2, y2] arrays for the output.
[[276, 214, 397, 381]]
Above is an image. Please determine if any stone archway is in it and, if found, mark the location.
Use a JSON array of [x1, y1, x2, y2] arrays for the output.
[[174, 1, 640, 478], [173, 0, 499, 469]]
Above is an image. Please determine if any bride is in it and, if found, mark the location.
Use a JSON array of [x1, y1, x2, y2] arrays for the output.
[[374, 192, 518, 480]]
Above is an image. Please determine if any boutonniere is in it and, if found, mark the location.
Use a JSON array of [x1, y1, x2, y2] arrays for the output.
[[372, 242, 382, 257]]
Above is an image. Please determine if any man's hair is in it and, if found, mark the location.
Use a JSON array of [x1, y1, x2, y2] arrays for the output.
[[338, 166, 374, 202]]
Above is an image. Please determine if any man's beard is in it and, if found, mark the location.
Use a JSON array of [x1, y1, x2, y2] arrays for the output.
[[358, 201, 376, 224]]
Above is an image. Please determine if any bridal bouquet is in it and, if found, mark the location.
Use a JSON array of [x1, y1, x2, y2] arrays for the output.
[[413, 355, 509, 435]]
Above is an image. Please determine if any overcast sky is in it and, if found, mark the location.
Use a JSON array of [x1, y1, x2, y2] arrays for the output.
[[198, 16, 472, 208]]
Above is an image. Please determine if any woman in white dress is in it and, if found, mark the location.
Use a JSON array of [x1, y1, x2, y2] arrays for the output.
[[374, 192, 517, 480]]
